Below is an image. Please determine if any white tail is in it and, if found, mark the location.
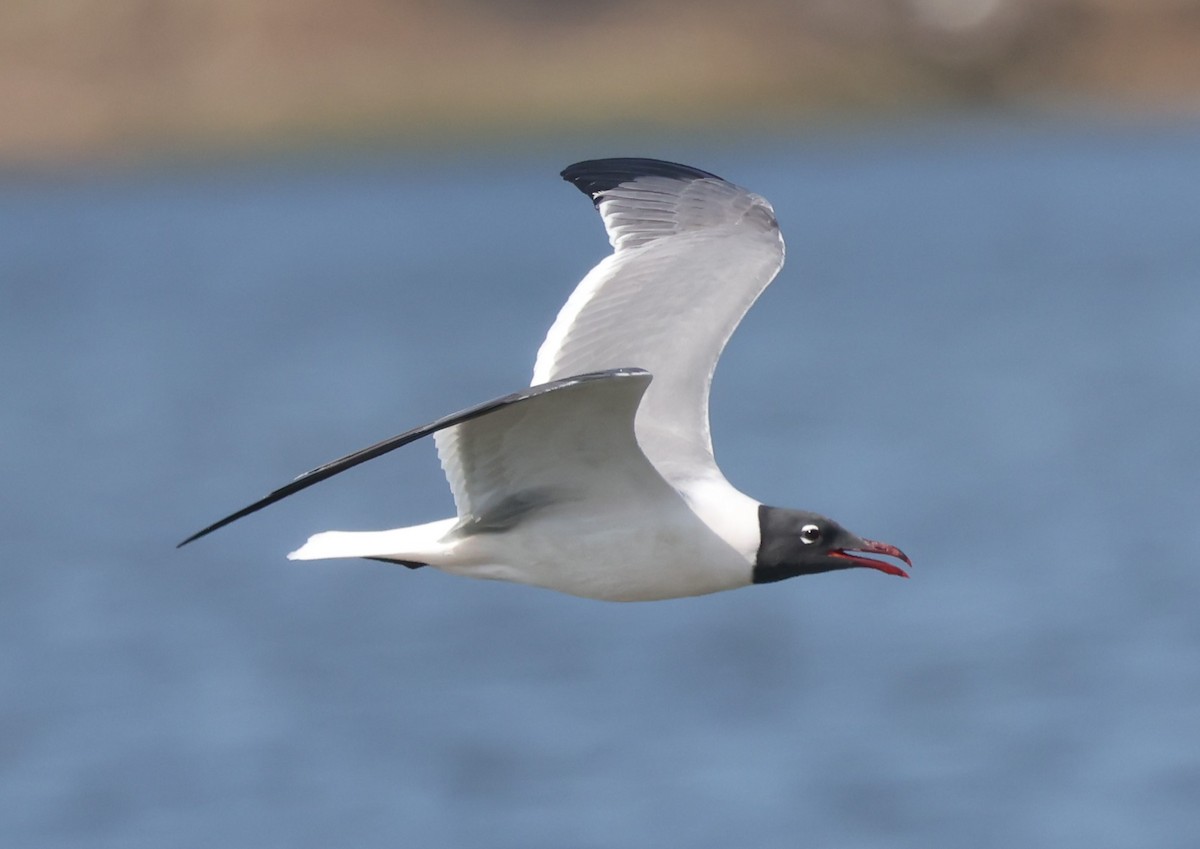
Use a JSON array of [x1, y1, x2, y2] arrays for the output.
[[287, 518, 457, 562]]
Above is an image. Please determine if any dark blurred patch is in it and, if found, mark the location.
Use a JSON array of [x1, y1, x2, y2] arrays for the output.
[[3, 0, 1200, 165]]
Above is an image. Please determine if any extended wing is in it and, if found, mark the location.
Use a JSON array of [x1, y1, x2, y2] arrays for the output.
[[179, 369, 654, 546], [534, 158, 785, 484]]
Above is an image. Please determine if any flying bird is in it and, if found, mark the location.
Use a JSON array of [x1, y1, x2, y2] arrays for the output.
[[180, 158, 910, 601]]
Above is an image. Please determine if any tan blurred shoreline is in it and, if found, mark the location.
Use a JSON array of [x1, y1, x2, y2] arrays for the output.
[[4, 0, 1200, 165]]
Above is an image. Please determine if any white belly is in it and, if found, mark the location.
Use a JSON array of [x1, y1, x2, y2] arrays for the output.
[[439, 503, 753, 602]]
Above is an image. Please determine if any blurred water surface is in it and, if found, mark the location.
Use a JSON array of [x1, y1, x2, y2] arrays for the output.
[[3, 120, 1199, 848]]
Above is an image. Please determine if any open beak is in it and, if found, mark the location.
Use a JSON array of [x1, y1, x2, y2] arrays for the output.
[[829, 538, 911, 578]]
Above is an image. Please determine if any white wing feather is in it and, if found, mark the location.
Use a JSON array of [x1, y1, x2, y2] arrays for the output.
[[433, 370, 679, 524], [532, 167, 785, 485]]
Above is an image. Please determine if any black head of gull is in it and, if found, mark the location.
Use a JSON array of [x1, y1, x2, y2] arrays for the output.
[[754, 507, 910, 583]]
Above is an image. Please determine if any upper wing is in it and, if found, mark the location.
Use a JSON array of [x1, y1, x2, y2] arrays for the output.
[[433, 367, 681, 530], [179, 369, 659, 546], [535, 158, 785, 483]]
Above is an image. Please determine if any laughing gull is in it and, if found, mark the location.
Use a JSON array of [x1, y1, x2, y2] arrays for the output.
[[180, 158, 910, 601]]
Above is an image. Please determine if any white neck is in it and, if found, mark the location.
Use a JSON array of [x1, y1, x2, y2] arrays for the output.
[[676, 472, 762, 566]]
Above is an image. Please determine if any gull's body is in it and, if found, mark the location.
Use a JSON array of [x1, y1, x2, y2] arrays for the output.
[[287, 370, 758, 601], [181, 159, 910, 600]]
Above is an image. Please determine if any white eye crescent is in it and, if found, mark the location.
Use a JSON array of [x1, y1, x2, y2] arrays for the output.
[[800, 524, 821, 544]]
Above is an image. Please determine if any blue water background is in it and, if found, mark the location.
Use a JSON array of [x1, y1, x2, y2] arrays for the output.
[[3, 119, 1199, 847]]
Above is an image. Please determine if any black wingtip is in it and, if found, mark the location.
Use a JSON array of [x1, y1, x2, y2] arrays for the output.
[[177, 531, 205, 549], [561, 158, 724, 204], [177, 508, 253, 548]]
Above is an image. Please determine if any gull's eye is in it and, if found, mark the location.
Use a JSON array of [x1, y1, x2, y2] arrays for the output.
[[800, 524, 822, 545]]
